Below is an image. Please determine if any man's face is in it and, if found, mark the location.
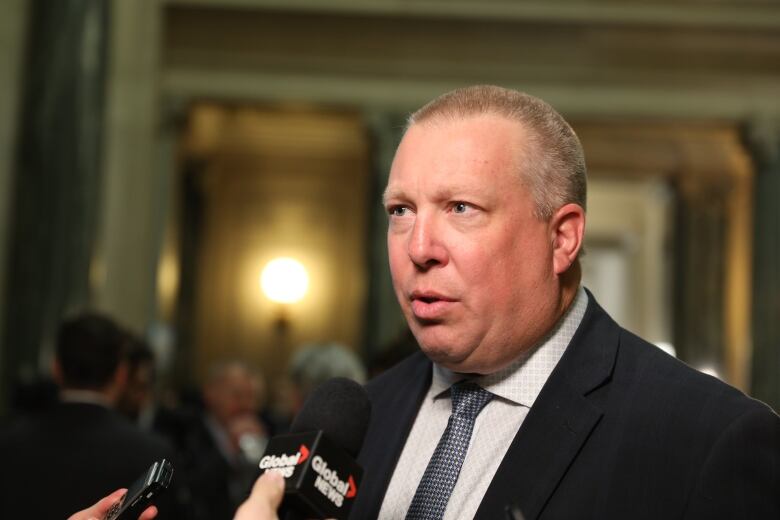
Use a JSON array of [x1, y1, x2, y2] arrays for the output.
[[205, 367, 259, 427], [385, 114, 563, 374]]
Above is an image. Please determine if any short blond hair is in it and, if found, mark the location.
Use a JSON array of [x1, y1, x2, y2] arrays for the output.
[[408, 85, 587, 220]]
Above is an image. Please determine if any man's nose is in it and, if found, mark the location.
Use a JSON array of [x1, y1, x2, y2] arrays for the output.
[[408, 215, 448, 270]]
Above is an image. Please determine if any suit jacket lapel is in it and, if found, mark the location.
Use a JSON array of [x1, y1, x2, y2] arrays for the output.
[[475, 294, 620, 520], [355, 352, 432, 519]]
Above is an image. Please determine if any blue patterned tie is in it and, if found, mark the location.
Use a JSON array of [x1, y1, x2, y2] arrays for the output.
[[405, 381, 494, 520]]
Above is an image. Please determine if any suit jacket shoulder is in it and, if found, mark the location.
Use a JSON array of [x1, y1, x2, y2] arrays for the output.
[[477, 296, 779, 519]]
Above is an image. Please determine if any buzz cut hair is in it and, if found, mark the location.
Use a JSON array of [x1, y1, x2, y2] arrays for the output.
[[408, 85, 587, 220]]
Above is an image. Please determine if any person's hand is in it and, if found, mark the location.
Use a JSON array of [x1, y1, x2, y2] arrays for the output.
[[233, 470, 285, 520], [68, 488, 157, 520]]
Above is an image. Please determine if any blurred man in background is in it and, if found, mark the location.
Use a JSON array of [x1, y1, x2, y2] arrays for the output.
[[0, 312, 177, 518], [117, 336, 190, 452], [117, 336, 157, 428], [178, 360, 267, 520], [288, 342, 367, 414]]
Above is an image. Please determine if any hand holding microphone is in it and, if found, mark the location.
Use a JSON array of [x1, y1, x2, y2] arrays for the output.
[[234, 470, 285, 520], [256, 377, 371, 520]]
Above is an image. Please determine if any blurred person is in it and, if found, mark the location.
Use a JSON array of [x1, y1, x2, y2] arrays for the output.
[[117, 337, 157, 427], [116, 336, 190, 451], [178, 360, 267, 520], [288, 342, 367, 413], [0, 312, 177, 519], [6, 373, 58, 418]]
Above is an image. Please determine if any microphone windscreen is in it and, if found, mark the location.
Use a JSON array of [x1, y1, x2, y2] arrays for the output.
[[289, 377, 371, 458]]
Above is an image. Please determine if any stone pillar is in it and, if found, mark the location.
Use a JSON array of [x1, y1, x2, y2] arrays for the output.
[[91, 0, 162, 331], [362, 112, 408, 359], [674, 179, 728, 371], [0, 0, 30, 412], [747, 119, 780, 411], [672, 128, 753, 390], [1, 0, 110, 409]]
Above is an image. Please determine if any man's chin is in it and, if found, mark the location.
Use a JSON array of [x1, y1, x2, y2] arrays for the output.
[[419, 343, 504, 375], [419, 344, 472, 371]]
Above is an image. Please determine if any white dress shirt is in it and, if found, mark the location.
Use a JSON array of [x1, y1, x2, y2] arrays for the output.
[[378, 287, 588, 519]]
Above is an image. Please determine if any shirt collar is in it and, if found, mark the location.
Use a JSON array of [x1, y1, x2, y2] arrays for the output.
[[430, 286, 589, 408], [59, 389, 112, 408]]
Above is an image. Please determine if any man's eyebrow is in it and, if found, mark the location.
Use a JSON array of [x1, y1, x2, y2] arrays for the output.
[[383, 183, 491, 205], [382, 187, 403, 205]]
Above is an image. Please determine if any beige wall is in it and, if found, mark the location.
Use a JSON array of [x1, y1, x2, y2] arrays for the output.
[[183, 105, 370, 383]]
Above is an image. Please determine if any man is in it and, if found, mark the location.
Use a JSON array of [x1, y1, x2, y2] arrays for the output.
[[351, 85, 779, 519], [289, 342, 367, 414], [179, 360, 267, 520], [117, 338, 191, 451], [117, 337, 159, 428], [0, 312, 176, 519]]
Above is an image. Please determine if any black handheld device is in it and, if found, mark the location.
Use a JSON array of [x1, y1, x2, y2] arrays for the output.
[[104, 459, 174, 520]]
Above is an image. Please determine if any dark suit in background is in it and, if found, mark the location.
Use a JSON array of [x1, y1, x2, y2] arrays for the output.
[[177, 414, 261, 520], [0, 311, 183, 519], [177, 360, 267, 520], [354, 296, 779, 519], [0, 401, 177, 519]]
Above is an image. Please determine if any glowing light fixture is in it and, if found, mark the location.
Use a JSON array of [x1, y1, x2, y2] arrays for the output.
[[260, 257, 309, 304]]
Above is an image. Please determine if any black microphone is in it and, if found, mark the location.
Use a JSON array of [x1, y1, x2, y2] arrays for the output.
[[258, 377, 371, 520]]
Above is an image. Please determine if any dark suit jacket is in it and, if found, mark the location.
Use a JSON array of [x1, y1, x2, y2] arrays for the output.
[[177, 414, 262, 520], [0, 401, 178, 519], [353, 296, 779, 519]]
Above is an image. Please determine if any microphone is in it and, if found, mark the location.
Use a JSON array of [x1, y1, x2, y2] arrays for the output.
[[258, 377, 371, 520]]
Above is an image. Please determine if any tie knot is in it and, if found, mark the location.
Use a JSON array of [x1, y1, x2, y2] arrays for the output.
[[450, 381, 493, 419]]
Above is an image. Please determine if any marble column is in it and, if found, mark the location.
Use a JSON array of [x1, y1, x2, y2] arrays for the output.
[[1, 0, 109, 410], [0, 0, 30, 413], [673, 180, 727, 372], [361, 112, 409, 360], [747, 119, 780, 411]]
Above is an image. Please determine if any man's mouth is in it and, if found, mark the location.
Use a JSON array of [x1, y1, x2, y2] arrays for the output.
[[410, 292, 456, 320]]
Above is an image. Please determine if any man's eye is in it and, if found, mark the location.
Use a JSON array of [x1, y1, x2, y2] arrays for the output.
[[389, 206, 409, 217], [453, 202, 470, 214]]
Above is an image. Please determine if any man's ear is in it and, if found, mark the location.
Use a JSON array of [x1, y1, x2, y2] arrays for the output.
[[550, 203, 585, 275], [114, 361, 128, 389]]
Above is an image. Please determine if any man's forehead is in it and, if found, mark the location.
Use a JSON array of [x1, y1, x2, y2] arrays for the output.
[[383, 179, 496, 203], [383, 120, 528, 202]]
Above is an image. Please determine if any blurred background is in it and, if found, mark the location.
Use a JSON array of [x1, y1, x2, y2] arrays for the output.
[[0, 0, 778, 416]]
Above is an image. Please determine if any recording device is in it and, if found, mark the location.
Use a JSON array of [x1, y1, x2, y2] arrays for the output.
[[104, 459, 174, 520], [259, 377, 371, 520]]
